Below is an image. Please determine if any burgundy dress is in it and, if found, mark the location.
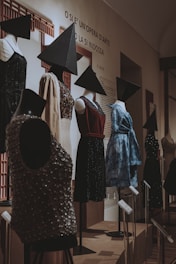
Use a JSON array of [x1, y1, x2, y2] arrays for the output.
[[74, 96, 106, 202]]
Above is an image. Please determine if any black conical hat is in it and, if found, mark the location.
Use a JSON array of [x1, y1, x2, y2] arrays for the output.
[[116, 77, 140, 101], [16, 89, 46, 117], [38, 23, 77, 75], [143, 109, 158, 131], [74, 66, 106, 95], [0, 15, 31, 39]]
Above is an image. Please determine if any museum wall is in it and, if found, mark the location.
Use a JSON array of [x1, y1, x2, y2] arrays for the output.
[[8, 0, 163, 220]]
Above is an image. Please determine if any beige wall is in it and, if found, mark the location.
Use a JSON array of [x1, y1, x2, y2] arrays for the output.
[[13, 0, 164, 218], [16, 0, 163, 154]]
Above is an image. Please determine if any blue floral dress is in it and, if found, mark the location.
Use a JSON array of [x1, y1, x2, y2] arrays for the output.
[[106, 103, 141, 188]]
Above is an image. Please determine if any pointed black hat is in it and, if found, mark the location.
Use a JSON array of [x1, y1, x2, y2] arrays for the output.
[[116, 77, 140, 101], [0, 15, 31, 39], [74, 66, 106, 95], [143, 109, 158, 131], [15, 89, 46, 117], [38, 23, 77, 75]]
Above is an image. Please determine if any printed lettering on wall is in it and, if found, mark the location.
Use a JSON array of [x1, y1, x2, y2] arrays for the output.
[[65, 10, 110, 56]]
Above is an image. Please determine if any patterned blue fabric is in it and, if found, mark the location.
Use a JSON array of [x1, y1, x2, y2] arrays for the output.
[[106, 103, 141, 188]]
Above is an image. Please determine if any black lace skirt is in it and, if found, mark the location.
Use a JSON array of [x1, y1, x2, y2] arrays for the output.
[[74, 136, 106, 202]]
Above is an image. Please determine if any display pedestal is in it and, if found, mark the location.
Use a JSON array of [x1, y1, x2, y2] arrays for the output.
[[73, 202, 95, 255], [106, 188, 132, 238], [118, 199, 133, 264]]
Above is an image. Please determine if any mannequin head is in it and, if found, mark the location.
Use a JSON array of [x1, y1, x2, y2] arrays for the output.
[[14, 89, 46, 117]]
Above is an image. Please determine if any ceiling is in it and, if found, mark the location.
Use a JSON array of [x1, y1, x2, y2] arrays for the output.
[[103, 0, 176, 58]]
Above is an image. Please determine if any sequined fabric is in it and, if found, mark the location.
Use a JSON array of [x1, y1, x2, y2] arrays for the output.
[[6, 114, 77, 244], [0, 52, 27, 153], [59, 81, 74, 119], [143, 133, 163, 208]]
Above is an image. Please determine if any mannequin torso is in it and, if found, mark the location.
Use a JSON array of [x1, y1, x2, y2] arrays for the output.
[[75, 90, 97, 114], [0, 34, 23, 61]]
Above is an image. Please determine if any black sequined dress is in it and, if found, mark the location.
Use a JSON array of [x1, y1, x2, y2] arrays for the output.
[[143, 133, 163, 208], [0, 52, 27, 153], [6, 114, 77, 246]]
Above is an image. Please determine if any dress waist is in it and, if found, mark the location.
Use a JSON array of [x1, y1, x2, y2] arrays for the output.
[[81, 132, 105, 139]]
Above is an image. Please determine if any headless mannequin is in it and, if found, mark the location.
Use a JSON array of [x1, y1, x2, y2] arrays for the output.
[[75, 89, 97, 114], [0, 33, 23, 61]]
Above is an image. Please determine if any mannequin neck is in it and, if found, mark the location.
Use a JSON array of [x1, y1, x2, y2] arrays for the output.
[[5, 34, 17, 43], [83, 90, 95, 101], [114, 100, 126, 111], [5, 34, 23, 55], [83, 90, 97, 108]]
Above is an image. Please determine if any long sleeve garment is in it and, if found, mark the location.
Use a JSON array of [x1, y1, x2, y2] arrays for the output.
[[106, 103, 141, 188]]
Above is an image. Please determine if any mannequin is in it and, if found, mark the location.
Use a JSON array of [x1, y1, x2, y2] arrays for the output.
[[0, 14, 31, 153], [6, 89, 77, 263], [105, 78, 141, 237], [38, 23, 77, 158], [73, 66, 106, 202]]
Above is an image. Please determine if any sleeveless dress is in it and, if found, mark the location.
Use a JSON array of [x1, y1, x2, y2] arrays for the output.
[[6, 114, 77, 246], [106, 103, 141, 188], [143, 133, 163, 208], [0, 52, 27, 153], [74, 96, 106, 202]]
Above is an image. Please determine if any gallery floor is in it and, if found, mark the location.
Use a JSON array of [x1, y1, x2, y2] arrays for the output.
[[73, 220, 152, 264], [1, 207, 176, 263]]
